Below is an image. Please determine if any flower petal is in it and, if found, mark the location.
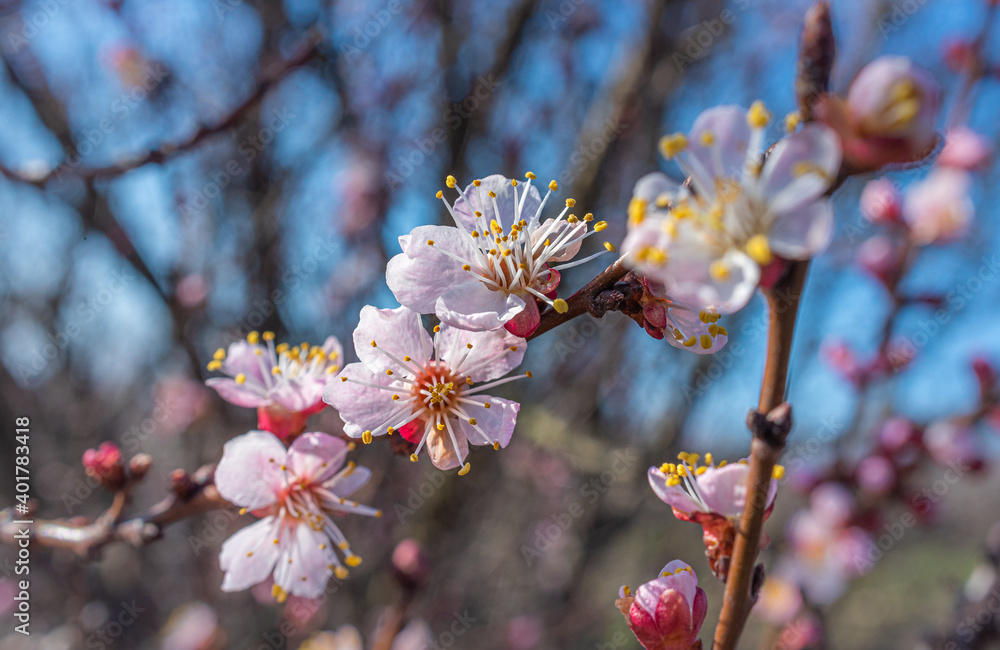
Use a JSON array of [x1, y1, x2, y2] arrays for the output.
[[287, 432, 348, 484], [435, 324, 526, 383], [425, 426, 469, 471], [760, 124, 841, 214], [325, 464, 372, 498], [215, 431, 285, 510], [354, 305, 434, 372], [273, 524, 336, 599], [455, 396, 519, 448], [666, 308, 728, 355], [688, 105, 752, 184], [323, 363, 405, 439], [768, 199, 834, 260], [648, 467, 702, 515], [453, 174, 542, 231], [695, 462, 776, 518], [219, 516, 281, 592], [665, 245, 759, 314], [435, 282, 526, 332], [503, 296, 541, 338], [386, 225, 477, 314], [220, 341, 270, 386], [206, 377, 271, 408]]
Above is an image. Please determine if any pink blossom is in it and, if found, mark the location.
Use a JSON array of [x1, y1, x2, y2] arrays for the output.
[[624, 104, 841, 314], [856, 455, 895, 495], [649, 454, 779, 579], [879, 417, 917, 453], [856, 235, 901, 286], [785, 503, 873, 603], [82, 441, 126, 490], [754, 571, 803, 626], [206, 332, 343, 440], [939, 127, 992, 171], [160, 602, 219, 650], [616, 561, 707, 650], [215, 430, 380, 600], [386, 174, 610, 337], [902, 168, 973, 245], [859, 179, 901, 224], [818, 56, 939, 171], [324, 305, 526, 471]]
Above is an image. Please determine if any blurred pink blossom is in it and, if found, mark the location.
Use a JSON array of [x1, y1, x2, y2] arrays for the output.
[[902, 169, 973, 245], [859, 179, 901, 224], [939, 127, 992, 171]]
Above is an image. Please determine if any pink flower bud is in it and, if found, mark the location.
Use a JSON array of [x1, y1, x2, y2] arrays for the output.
[[879, 417, 917, 453], [847, 56, 939, 154], [617, 561, 707, 650], [939, 127, 992, 171], [902, 168, 973, 245], [391, 538, 431, 590], [856, 455, 895, 496], [82, 442, 126, 490], [857, 235, 900, 286], [859, 179, 902, 224]]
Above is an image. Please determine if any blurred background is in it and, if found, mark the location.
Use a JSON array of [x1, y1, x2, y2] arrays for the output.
[[1, 0, 1000, 648]]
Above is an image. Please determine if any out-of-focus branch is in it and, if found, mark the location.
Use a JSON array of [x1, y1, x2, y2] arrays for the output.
[[0, 463, 225, 559], [0, 28, 323, 187]]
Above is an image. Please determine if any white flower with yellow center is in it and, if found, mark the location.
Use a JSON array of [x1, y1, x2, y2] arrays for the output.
[[623, 103, 841, 313], [386, 174, 613, 337]]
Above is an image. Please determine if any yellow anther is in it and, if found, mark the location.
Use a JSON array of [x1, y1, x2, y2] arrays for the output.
[[565, 198, 576, 207], [345, 555, 362, 567], [239, 507, 248, 515], [704, 453, 713, 465], [467, 342, 474, 349], [660, 463, 672, 473], [658, 133, 688, 159], [745, 234, 773, 265], [458, 462, 472, 476], [525, 171, 536, 179], [682, 336, 698, 348], [433, 325, 441, 333], [468, 418, 478, 425], [628, 198, 647, 225], [709, 259, 731, 281], [213, 348, 226, 360], [709, 324, 719, 336], [717, 326, 728, 336], [784, 111, 802, 134], [387, 427, 395, 435], [748, 100, 772, 129], [553, 298, 569, 314], [247, 331, 260, 344], [446, 175, 457, 188], [718, 460, 727, 468], [334, 566, 349, 580], [493, 442, 500, 450], [362, 431, 373, 445], [696, 466, 708, 475], [436, 190, 444, 199], [701, 335, 712, 349], [772, 465, 786, 480], [699, 310, 710, 323], [604, 242, 617, 253], [271, 366, 282, 376], [427, 239, 435, 246], [700, 131, 716, 146], [462, 264, 471, 271], [667, 475, 682, 487], [272, 584, 288, 603], [678, 452, 689, 462], [410, 453, 419, 462], [207, 360, 223, 371], [510, 345, 518, 351], [436, 423, 445, 431], [385, 369, 393, 376], [688, 453, 700, 464], [235, 373, 246, 384], [472, 179, 481, 187], [370, 340, 377, 347], [567, 214, 579, 223], [594, 220, 608, 232], [511, 179, 518, 186], [276, 343, 289, 353], [525, 371, 533, 378], [341, 376, 348, 383]]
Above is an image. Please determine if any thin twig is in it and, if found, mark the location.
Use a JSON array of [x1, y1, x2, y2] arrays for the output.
[[527, 257, 629, 340], [0, 29, 323, 187]]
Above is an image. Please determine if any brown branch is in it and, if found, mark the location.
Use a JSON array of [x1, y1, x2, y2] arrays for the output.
[[527, 257, 629, 340], [0, 28, 323, 187], [0, 463, 225, 559]]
